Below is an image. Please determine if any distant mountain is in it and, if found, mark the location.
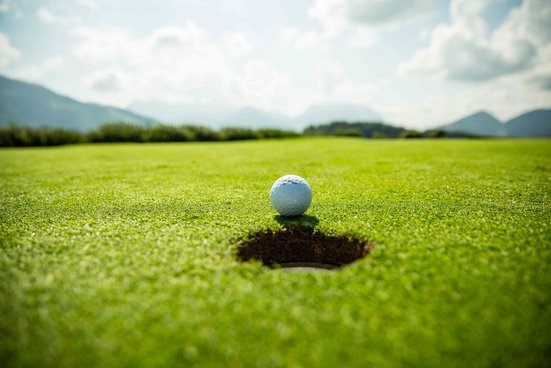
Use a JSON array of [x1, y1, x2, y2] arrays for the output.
[[0, 75, 155, 131], [128, 100, 233, 127], [131, 101, 382, 130], [296, 104, 382, 127], [439, 111, 505, 136], [0, 75, 384, 131], [505, 109, 551, 137], [223, 107, 293, 129], [439, 109, 551, 137]]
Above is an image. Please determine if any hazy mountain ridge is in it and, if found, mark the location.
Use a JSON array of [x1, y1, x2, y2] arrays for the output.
[[0, 75, 156, 131], [505, 110, 551, 137], [223, 107, 293, 129], [222, 104, 382, 130], [132, 102, 384, 130], [129, 100, 233, 127], [1, 75, 550, 136], [439, 110, 551, 137], [440, 111, 505, 136]]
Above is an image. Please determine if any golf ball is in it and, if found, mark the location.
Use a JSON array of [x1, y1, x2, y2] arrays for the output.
[[270, 175, 312, 217]]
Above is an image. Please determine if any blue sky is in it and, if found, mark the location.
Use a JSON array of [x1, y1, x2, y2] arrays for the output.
[[0, 0, 549, 128]]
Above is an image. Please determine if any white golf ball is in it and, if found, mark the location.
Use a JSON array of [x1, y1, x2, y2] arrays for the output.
[[270, 175, 312, 217]]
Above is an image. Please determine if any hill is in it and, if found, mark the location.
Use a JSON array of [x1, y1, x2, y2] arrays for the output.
[[0, 75, 156, 131], [439, 109, 551, 137], [505, 109, 551, 137], [131, 101, 383, 131], [439, 111, 505, 136]]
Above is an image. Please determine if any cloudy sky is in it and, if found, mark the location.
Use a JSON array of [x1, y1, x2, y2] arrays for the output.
[[0, 0, 550, 128]]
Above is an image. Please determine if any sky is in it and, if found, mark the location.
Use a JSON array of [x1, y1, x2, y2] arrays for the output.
[[0, 0, 550, 128]]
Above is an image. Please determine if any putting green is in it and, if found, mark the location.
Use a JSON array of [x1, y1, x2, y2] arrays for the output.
[[1, 138, 550, 367]]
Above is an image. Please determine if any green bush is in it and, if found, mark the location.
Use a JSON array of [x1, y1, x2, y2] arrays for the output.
[[304, 121, 404, 138], [256, 129, 299, 139], [1, 120, 478, 147], [371, 131, 390, 139], [219, 127, 259, 141], [424, 129, 446, 138], [88, 122, 146, 142], [334, 128, 363, 137], [145, 125, 193, 142], [42, 128, 83, 145], [0, 125, 83, 146], [400, 130, 423, 139], [183, 125, 220, 141], [0, 125, 34, 146]]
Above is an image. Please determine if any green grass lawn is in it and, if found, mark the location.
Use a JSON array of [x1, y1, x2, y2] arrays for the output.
[[1, 138, 550, 367]]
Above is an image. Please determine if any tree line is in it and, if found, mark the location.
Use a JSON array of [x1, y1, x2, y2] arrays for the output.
[[303, 121, 473, 139], [0, 123, 299, 147], [0, 121, 475, 147]]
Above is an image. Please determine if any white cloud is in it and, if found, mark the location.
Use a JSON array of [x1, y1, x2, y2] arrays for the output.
[[401, 0, 550, 82], [219, 0, 250, 18], [77, 0, 98, 9], [68, 23, 341, 113], [379, 71, 551, 128], [278, 27, 299, 44], [147, 24, 213, 52], [530, 73, 551, 90], [37, 7, 78, 25], [72, 25, 138, 62], [449, 0, 491, 21], [225, 32, 252, 58], [7, 16, 378, 118], [315, 60, 378, 107], [328, 80, 378, 105], [309, 0, 432, 32], [224, 59, 294, 111], [308, 0, 348, 38], [0, 33, 20, 69], [295, 30, 321, 51], [0, 0, 10, 13], [498, 0, 551, 45], [345, 0, 431, 25], [523, 45, 551, 91], [10, 65, 44, 82], [42, 55, 65, 70], [347, 26, 377, 48], [401, 25, 536, 81], [86, 68, 125, 92], [317, 60, 343, 94], [8, 54, 65, 81], [302, 0, 427, 51], [69, 22, 230, 107], [276, 26, 331, 52], [37, 7, 55, 23], [419, 27, 431, 40]]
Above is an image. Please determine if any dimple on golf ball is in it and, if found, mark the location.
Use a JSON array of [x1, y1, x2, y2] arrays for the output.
[[270, 175, 312, 217]]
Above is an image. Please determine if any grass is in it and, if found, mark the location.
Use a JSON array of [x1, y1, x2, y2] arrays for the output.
[[1, 137, 550, 367]]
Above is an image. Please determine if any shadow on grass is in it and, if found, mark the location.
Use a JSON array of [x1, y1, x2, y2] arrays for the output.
[[274, 214, 319, 232]]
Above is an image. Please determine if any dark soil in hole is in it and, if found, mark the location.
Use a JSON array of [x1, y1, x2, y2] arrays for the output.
[[236, 229, 373, 269]]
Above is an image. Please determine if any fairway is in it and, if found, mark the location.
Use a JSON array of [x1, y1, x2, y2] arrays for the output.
[[1, 138, 550, 367]]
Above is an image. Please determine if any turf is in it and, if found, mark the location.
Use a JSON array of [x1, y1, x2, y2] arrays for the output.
[[1, 138, 550, 367]]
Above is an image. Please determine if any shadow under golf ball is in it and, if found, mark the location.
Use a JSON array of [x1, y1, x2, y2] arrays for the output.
[[236, 229, 373, 271]]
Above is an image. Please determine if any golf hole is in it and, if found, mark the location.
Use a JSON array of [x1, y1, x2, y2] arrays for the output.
[[236, 229, 373, 271]]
